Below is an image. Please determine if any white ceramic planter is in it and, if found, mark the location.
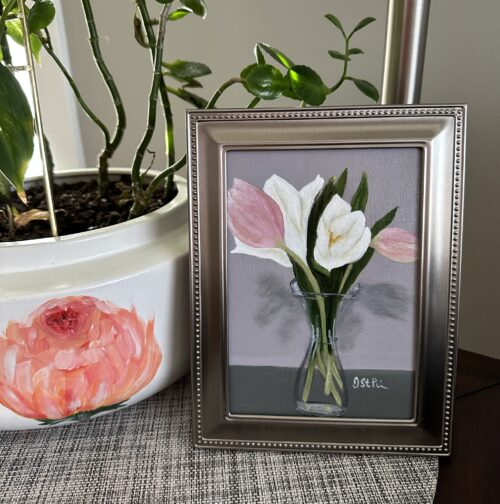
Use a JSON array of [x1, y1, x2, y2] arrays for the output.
[[0, 170, 189, 430]]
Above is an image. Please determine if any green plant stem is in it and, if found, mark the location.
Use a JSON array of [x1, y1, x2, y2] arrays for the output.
[[329, 37, 349, 93], [0, 0, 16, 41], [41, 30, 111, 147], [247, 97, 260, 108], [129, 77, 244, 219], [136, 0, 175, 168], [284, 247, 345, 405], [0, 2, 13, 65], [5, 203, 15, 239], [206, 77, 242, 108], [81, 0, 126, 191], [130, 2, 171, 210]]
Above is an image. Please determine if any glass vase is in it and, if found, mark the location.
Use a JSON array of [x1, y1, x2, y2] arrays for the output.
[[291, 280, 359, 417]]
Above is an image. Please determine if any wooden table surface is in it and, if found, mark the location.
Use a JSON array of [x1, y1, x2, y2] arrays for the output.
[[433, 350, 500, 503]]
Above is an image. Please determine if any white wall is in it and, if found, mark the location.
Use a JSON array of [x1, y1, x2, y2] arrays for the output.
[[48, 0, 500, 359]]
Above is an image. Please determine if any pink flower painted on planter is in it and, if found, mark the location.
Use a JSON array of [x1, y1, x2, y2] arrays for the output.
[[371, 227, 418, 263], [228, 178, 285, 248], [0, 296, 162, 422]]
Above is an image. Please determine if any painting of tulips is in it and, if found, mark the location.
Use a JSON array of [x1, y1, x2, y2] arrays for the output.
[[0, 296, 161, 425], [226, 148, 420, 419]]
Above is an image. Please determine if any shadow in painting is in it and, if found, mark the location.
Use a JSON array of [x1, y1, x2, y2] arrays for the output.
[[254, 274, 410, 352]]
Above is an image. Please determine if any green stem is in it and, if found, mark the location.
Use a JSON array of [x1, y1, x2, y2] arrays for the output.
[[81, 0, 126, 191], [206, 77, 242, 108], [5, 203, 15, 239], [247, 97, 260, 108], [0, 0, 15, 41], [136, 0, 175, 168], [285, 247, 327, 344], [0, 3, 12, 65], [130, 2, 171, 214], [130, 77, 244, 219], [338, 264, 352, 294], [41, 30, 111, 147], [284, 248, 346, 405], [329, 36, 349, 93]]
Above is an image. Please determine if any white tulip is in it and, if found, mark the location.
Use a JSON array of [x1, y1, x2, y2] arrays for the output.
[[231, 175, 324, 267], [314, 194, 371, 270]]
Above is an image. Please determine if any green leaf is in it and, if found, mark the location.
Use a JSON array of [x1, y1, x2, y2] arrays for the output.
[[282, 87, 299, 100], [240, 62, 257, 80], [168, 8, 191, 21], [350, 172, 368, 212], [6, 20, 42, 62], [0, 171, 11, 203], [325, 14, 346, 37], [348, 48, 364, 55], [162, 60, 211, 79], [242, 64, 286, 100], [349, 17, 376, 38], [371, 207, 398, 237], [181, 78, 203, 88], [341, 248, 375, 295], [0, 63, 34, 201], [288, 65, 328, 106], [168, 87, 208, 108], [257, 43, 295, 69], [180, 0, 207, 18], [306, 170, 348, 266], [350, 77, 379, 102], [27, 0, 55, 33], [254, 44, 265, 64], [340, 206, 396, 295], [328, 50, 349, 61]]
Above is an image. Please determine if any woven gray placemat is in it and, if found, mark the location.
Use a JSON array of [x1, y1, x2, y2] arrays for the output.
[[0, 376, 438, 504]]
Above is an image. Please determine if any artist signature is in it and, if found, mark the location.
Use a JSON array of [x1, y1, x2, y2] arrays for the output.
[[352, 376, 389, 390]]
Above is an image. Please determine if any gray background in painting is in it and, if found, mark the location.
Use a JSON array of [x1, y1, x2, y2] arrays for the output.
[[226, 148, 421, 371]]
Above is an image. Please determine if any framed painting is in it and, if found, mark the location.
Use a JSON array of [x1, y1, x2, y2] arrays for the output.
[[188, 105, 466, 455]]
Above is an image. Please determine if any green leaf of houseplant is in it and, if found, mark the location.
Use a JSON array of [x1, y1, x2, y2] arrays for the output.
[[349, 17, 376, 38], [325, 14, 346, 37], [27, 0, 55, 33], [0, 171, 11, 203], [180, 0, 207, 18], [5, 20, 42, 62], [350, 172, 368, 212], [242, 64, 285, 100], [257, 43, 295, 69], [0, 63, 34, 202], [328, 50, 349, 61], [168, 87, 208, 108], [350, 77, 379, 102], [254, 44, 265, 64], [162, 60, 211, 79], [168, 8, 192, 21], [288, 65, 329, 106], [348, 48, 364, 55]]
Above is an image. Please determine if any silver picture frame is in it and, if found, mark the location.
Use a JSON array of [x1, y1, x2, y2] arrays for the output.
[[188, 105, 466, 456]]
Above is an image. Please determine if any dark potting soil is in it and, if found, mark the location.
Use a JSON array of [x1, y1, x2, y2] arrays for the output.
[[0, 176, 176, 243]]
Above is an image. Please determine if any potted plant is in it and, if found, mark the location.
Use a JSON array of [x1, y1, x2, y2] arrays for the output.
[[0, 0, 379, 429]]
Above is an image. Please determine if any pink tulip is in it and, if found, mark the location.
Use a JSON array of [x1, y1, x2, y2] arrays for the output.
[[0, 296, 162, 420], [371, 227, 418, 263], [228, 178, 285, 248]]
